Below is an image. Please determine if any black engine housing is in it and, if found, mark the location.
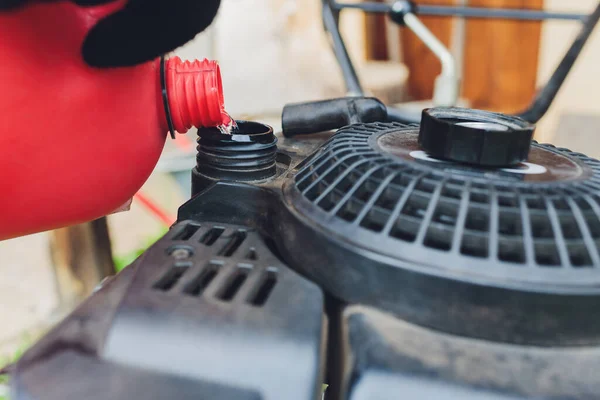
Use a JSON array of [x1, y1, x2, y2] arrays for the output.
[[12, 118, 600, 400]]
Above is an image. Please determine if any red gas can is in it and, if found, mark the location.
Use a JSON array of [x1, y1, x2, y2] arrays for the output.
[[0, 1, 228, 240]]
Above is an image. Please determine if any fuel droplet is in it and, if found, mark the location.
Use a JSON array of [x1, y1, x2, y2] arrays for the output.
[[217, 114, 238, 135]]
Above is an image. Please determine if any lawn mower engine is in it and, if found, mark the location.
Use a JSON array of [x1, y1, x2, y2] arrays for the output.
[[12, 98, 600, 400]]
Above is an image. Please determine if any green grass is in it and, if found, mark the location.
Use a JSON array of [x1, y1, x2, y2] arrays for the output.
[[112, 228, 168, 272], [0, 336, 36, 400]]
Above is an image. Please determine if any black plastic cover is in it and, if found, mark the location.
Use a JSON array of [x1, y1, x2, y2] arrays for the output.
[[13, 221, 325, 400], [282, 122, 600, 346], [336, 306, 600, 400]]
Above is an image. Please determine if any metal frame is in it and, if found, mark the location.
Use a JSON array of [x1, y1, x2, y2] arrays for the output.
[[322, 0, 600, 123]]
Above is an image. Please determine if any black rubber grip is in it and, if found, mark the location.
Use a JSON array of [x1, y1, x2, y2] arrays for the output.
[[281, 97, 387, 137]]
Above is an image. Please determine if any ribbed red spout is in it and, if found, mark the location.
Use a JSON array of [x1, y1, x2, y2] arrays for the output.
[[166, 56, 231, 133]]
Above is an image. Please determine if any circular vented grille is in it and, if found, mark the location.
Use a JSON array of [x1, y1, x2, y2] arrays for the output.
[[287, 122, 600, 289]]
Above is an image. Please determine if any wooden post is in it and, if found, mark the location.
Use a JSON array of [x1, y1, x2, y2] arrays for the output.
[[49, 217, 116, 308], [462, 0, 544, 113], [364, 0, 389, 61]]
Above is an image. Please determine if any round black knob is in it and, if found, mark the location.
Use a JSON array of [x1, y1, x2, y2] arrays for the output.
[[418, 107, 536, 167]]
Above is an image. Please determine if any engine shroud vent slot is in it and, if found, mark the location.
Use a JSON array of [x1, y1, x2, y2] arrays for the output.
[[148, 224, 282, 308]]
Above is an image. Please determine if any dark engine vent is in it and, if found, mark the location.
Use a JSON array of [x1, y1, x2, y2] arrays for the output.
[[218, 264, 251, 301], [248, 268, 278, 307], [153, 265, 190, 291], [200, 227, 225, 245], [153, 224, 278, 307], [183, 261, 221, 296], [289, 122, 600, 282], [218, 230, 247, 257], [172, 223, 201, 241], [280, 122, 600, 345]]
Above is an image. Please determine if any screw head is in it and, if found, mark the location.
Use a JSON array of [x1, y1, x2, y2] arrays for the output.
[[171, 248, 192, 260]]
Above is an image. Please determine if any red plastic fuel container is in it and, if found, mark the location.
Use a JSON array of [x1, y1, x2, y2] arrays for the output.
[[0, 1, 229, 240]]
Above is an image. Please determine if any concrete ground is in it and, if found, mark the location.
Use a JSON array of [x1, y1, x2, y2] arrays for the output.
[[0, 232, 59, 356]]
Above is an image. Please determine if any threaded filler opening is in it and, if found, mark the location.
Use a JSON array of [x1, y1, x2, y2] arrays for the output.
[[195, 121, 277, 181]]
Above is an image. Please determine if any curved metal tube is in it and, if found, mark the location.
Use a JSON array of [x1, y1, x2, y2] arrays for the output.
[[400, 10, 459, 106]]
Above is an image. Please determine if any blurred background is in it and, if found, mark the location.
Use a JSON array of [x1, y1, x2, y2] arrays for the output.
[[1, 0, 599, 386]]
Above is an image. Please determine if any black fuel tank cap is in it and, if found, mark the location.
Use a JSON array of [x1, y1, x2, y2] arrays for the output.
[[418, 107, 535, 167]]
